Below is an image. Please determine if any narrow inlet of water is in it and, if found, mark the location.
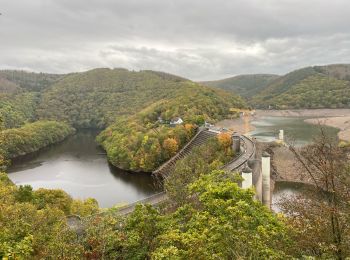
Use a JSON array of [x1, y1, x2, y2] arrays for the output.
[[8, 130, 161, 208]]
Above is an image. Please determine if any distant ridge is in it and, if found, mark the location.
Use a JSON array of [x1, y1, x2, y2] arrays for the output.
[[0, 70, 64, 92], [252, 64, 350, 109], [202, 64, 350, 109], [201, 74, 279, 98]]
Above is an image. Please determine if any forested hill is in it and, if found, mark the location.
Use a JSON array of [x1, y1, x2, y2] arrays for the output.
[[0, 68, 245, 171], [251, 64, 350, 109], [202, 64, 350, 109], [37, 68, 245, 128], [0, 70, 64, 92], [0, 77, 22, 94], [36, 68, 245, 172], [201, 74, 279, 98]]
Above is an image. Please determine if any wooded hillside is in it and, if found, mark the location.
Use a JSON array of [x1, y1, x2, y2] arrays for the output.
[[0, 68, 245, 171], [202, 74, 279, 98], [203, 64, 350, 109], [252, 64, 350, 108]]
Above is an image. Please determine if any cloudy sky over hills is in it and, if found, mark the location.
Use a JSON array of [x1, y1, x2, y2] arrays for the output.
[[1, 0, 350, 80]]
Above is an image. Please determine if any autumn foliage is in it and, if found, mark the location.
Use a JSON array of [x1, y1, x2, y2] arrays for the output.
[[217, 132, 232, 152], [163, 138, 179, 158]]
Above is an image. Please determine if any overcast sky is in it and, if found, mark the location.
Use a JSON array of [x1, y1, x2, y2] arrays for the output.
[[0, 0, 350, 80]]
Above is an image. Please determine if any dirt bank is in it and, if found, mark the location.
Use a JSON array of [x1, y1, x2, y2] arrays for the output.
[[216, 117, 254, 134]]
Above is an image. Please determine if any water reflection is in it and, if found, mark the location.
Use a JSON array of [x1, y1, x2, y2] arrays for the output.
[[8, 130, 161, 208]]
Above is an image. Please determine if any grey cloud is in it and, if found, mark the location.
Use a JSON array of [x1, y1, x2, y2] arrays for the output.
[[0, 0, 350, 80]]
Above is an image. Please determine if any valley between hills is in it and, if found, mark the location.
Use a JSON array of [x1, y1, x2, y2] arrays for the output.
[[1, 64, 350, 258]]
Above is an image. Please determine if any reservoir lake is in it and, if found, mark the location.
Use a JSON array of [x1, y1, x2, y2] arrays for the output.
[[8, 130, 161, 208], [8, 117, 339, 209]]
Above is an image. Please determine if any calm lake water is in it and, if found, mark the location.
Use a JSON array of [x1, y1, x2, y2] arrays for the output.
[[8, 117, 338, 209], [8, 130, 161, 208], [249, 116, 339, 146]]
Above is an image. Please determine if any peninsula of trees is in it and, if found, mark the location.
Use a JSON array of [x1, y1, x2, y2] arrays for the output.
[[0, 67, 350, 259], [0, 68, 245, 171]]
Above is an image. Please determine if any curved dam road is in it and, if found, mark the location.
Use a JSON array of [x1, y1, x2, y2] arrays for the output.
[[117, 130, 256, 216], [69, 129, 256, 225]]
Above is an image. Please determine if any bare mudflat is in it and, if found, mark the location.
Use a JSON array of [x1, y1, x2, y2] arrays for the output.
[[216, 117, 253, 134]]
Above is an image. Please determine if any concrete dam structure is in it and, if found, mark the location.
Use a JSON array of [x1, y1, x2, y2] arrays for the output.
[[70, 126, 274, 227], [118, 126, 272, 214]]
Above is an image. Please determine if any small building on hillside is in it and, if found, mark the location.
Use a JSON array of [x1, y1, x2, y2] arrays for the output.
[[170, 117, 183, 126], [204, 121, 214, 128], [157, 116, 164, 124]]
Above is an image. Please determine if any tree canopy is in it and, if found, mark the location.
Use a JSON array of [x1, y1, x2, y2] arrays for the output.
[[0, 68, 245, 172], [0, 169, 293, 259]]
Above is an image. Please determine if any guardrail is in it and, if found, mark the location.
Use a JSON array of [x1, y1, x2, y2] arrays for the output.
[[117, 192, 168, 215], [222, 135, 255, 171]]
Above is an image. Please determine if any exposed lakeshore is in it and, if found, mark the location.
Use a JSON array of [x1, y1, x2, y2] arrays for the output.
[[256, 109, 350, 141], [305, 117, 350, 141], [218, 109, 350, 138], [217, 109, 350, 186]]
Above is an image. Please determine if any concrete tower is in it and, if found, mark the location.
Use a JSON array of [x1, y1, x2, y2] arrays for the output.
[[278, 129, 284, 141], [261, 151, 271, 208], [241, 166, 253, 189], [248, 159, 262, 202], [232, 133, 241, 153]]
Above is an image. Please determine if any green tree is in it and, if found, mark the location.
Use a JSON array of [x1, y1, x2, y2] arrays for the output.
[[132, 171, 292, 259], [34, 188, 73, 215], [14, 185, 34, 203]]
